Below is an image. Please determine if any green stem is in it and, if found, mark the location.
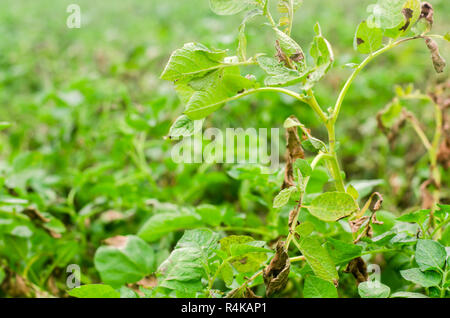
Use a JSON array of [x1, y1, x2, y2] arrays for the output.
[[219, 226, 271, 236], [332, 36, 423, 123]]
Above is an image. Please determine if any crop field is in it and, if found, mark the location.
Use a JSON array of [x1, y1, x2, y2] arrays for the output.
[[0, 0, 449, 300]]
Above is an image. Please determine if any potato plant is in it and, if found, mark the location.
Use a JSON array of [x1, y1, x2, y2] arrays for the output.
[[0, 0, 449, 299]]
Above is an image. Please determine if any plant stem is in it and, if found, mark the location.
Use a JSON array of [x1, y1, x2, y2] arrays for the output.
[[285, 153, 327, 249], [332, 36, 423, 123]]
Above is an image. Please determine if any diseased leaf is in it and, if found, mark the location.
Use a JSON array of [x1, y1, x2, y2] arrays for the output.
[[345, 257, 368, 284], [366, 0, 407, 30], [303, 275, 338, 298], [358, 281, 390, 298], [354, 21, 383, 54], [424, 37, 446, 73], [400, 268, 441, 287], [308, 192, 359, 222], [220, 236, 270, 273], [257, 56, 307, 87], [415, 239, 447, 271], [69, 284, 120, 298], [263, 241, 290, 296], [94, 235, 156, 287]]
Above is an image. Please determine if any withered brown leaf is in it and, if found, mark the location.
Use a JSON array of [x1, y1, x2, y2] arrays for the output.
[[424, 37, 446, 73], [282, 116, 305, 189], [263, 241, 290, 297], [345, 257, 368, 285]]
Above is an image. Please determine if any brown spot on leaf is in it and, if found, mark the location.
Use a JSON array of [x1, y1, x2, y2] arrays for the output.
[[399, 8, 414, 31], [239, 257, 248, 265], [290, 51, 304, 63], [420, 2, 434, 25], [275, 40, 289, 67], [345, 257, 368, 285], [100, 210, 124, 223], [356, 38, 364, 46], [263, 241, 290, 297], [424, 37, 446, 73], [103, 235, 128, 248]]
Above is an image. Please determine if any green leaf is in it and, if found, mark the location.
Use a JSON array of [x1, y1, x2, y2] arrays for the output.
[[390, 291, 428, 298], [358, 281, 391, 298], [195, 204, 223, 227], [325, 238, 363, 264], [220, 236, 269, 273], [209, 0, 252, 15], [297, 235, 338, 283], [94, 235, 156, 287], [183, 67, 256, 119], [220, 235, 254, 254], [160, 42, 226, 81], [384, 0, 421, 38], [444, 32, 450, 42], [69, 284, 120, 298], [366, 0, 407, 30], [378, 99, 403, 128], [415, 239, 447, 271], [400, 268, 441, 287], [354, 21, 383, 54], [167, 115, 196, 139], [310, 23, 334, 67], [273, 186, 297, 208], [237, 9, 263, 62], [138, 211, 202, 242], [158, 229, 219, 294], [397, 209, 429, 224], [308, 192, 359, 222], [303, 275, 338, 298], [220, 261, 234, 285], [346, 184, 359, 200], [294, 158, 312, 178]]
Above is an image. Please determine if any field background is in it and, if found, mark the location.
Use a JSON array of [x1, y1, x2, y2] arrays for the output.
[[0, 0, 449, 297]]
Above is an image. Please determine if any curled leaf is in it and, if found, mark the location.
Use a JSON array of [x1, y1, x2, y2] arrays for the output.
[[419, 2, 433, 26], [263, 241, 290, 296], [345, 257, 368, 284], [282, 116, 305, 189], [424, 37, 446, 73]]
